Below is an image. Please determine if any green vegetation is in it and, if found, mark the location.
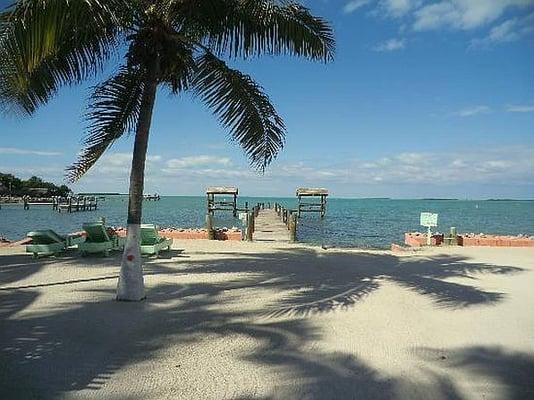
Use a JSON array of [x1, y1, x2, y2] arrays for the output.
[[0, 173, 71, 197]]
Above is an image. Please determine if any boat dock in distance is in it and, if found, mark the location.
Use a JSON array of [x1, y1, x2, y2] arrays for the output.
[[22, 196, 98, 213], [144, 193, 161, 201]]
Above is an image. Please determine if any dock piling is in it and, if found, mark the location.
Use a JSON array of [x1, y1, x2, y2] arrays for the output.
[[206, 214, 215, 240], [246, 211, 254, 241], [289, 213, 297, 242]]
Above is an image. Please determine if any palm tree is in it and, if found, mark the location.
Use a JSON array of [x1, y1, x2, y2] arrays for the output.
[[0, 0, 334, 301]]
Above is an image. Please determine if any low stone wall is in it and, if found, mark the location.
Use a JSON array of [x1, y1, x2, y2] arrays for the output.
[[404, 233, 443, 247], [159, 228, 241, 241], [405, 232, 534, 247], [113, 227, 242, 241]]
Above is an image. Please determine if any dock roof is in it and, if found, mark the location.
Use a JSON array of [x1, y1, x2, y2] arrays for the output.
[[296, 188, 328, 196], [206, 186, 238, 195]]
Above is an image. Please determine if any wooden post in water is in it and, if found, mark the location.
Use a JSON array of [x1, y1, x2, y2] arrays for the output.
[[289, 212, 297, 242], [247, 211, 254, 241], [206, 214, 215, 240], [233, 193, 237, 217]]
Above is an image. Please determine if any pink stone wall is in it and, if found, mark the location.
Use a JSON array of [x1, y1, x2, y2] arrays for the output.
[[404, 233, 443, 247], [114, 227, 242, 241], [405, 232, 534, 248]]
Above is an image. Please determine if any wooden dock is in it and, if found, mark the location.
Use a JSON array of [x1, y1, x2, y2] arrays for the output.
[[253, 208, 291, 242]]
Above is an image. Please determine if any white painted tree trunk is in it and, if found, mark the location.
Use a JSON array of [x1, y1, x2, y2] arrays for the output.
[[116, 224, 145, 301]]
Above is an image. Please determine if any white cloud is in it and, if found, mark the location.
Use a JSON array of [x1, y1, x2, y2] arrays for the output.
[[378, 0, 421, 17], [506, 104, 534, 112], [373, 38, 406, 51], [0, 147, 62, 156], [344, 0, 534, 48], [349, 147, 534, 185], [0, 165, 64, 178], [82, 152, 162, 179], [414, 0, 534, 31], [395, 152, 430, 164], [161, 168, 251, 179], [148, 155, 162, 162], [257, 147, 534, 187], [343, 0, 372, 14], [166, 155, 232, 169], [455, 105, 491, 117], [470, 11, 534, 47], [7, 148, 533, 196]]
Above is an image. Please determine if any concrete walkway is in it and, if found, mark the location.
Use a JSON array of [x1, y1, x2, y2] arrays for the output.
[[253, 209, 290, 242]]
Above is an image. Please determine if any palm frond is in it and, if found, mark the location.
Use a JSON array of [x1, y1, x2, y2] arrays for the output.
[[169, 0, 335, 61], [192, 51, 285, 170], [66, 66, 145, 181], [0, 0, 130, 115]]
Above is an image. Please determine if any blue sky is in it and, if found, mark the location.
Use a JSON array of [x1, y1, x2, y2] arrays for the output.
[[1, 0, 533, 198]]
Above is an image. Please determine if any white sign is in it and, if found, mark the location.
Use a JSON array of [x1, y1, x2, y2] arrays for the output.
[[420, 212, 438, 227], [238, 212, 247, 222]]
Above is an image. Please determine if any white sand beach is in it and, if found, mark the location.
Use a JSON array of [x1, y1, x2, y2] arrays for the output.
[[1, 242, 533, 400]]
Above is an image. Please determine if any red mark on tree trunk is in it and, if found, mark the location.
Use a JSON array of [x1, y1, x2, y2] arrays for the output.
[[127, 254, 135, 262]]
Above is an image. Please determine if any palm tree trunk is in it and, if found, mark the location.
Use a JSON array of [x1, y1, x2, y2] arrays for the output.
[[116, 60, 159, 301]]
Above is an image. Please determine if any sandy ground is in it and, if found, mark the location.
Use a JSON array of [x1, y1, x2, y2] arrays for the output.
[[1, 241, 533, 400]]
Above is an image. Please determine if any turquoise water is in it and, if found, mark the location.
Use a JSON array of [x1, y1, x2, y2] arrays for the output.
[[1, 196, 533, 248]]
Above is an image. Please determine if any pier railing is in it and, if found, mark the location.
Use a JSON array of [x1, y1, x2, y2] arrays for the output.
[[204, 201, 297, 242], [273, 203, 298, 242]]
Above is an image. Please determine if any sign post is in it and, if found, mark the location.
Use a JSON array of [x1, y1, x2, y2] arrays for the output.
[[420, 212, 438, 246]]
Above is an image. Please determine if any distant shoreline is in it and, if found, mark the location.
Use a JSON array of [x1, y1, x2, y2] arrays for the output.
[[2, 195, 534, 203]]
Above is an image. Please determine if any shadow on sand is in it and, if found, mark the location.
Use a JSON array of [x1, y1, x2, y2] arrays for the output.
[[0, 247, 530, 399]]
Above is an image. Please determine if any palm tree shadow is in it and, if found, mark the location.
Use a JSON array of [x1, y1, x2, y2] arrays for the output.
[[417, 346, 534, 400], [392, 255, 520, 308], [176, 249, 523, 317], [0, 248, 525, 399], [0, 282, 467, 400], [0, 253, 55, 287]]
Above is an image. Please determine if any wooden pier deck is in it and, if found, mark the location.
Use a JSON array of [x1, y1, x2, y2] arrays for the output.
[[253, 209, 290, 242]]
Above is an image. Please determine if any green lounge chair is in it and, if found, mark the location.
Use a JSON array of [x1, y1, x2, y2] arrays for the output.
[[140, 224, 172, 256], [78, 222, 125, 256], [26, 230, 85, 258]]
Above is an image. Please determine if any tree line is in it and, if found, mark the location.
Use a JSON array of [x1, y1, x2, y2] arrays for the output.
[[0, 173, 71, 197]]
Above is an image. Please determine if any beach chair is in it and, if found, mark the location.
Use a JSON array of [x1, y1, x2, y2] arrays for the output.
[[78, 222, 125, 256], [140, 224, 172, 256], [26, 230, 85, 258]]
